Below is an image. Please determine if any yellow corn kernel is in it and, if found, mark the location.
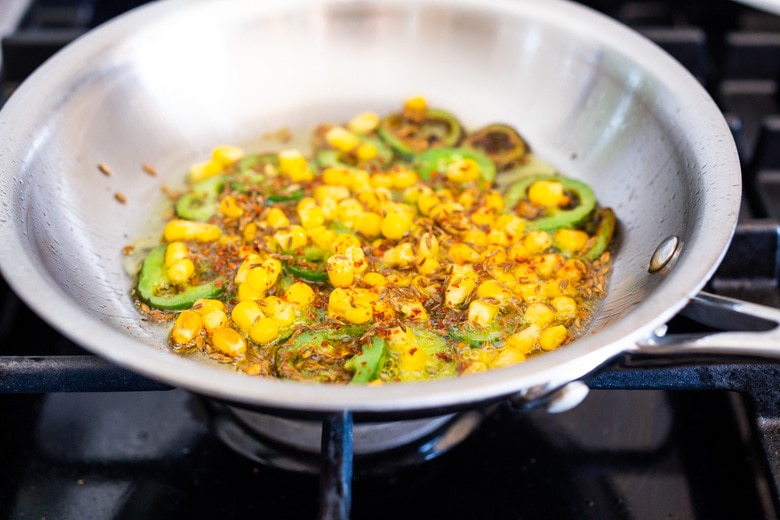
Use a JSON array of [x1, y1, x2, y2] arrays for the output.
[[274, 225, 308, 251], [234, 253, 262, 285], [528, 180, 567, 207], [258, 296, 296, 327], [327, 287, 352, 319], [533, 253, 564, 279], [524, 303, 556, 328], [456, 188, 479, 210], [370, 172, 394, 189], [417, 257, 440, 275], [495, 214, 526, 240], [325, 126, 361, 152], [484, 190, 505, 212], [461, 229, 488, 248], [351, 287, 379, 305], [476, 279, 513, 305], [470, 205, 497, 227], [542, 279, 563, 299], [201, 309, 228, 334], [265, 207, 290, 228], [350, 169, 372, 193], [219, 195, 244, 219], [504, 325, 540, 354], [355, 142, 378, 161], [354, 211, 383, 239], [284, 281, 315, 307], [416, 192, 441, 216], [467, 299, 499, 327], [327, 254, 355, 288], [512, 263, 538, 283], [272, 303, 297, 328], [397, 341, 427, 373], [247, 258, 282, 293], [540, 325, 568, 351], [337, 198, 365, 227], [345, 245, 368, 275], [278, 149, 313, 181], [487, 229, 509, 246], [164, 242, 189, 267], [391, 168, 419, 189], [242, 222, 258, 243], [298, 204, 325, 229], [357, 189, 388, 213], [188, 160, 223, 182], [403, 96, 427, 116], [446, 158, 481, 183], [491, 348, 527, 368], [444, 276, 477, 308], [481, 245, 508, 267], [167, 258, 195, 285], [448, 242, 481, 265], [552, 295, 578, 322], [396, 299, 429, 322], [192, 298, 225, 316], [382, 243, 415, 268], [172, 310, 202, 344], [362, 272, 387, 288], [231, 300, 263, 333], [237, 281, 263, 302], [403, 184, 433, 205], [558, 258, 586, 283], [381, 213, 411, 240], [211, 145, 245, 166], [249, 317, 280, 346], [522, 230, 553, 254], [314, 185, 351, 204], [417, 232, 440, 259], [347, 111, 380, 134], [554, 228, 589, 254], [371, 298, 396, 322], [322, 167, 354, 187], [309, 226, 338, 250], [344, 300, 373, 324], [163, 219, 221, 243], [212, 326, 247, 357], [331, 234, 362, 254]]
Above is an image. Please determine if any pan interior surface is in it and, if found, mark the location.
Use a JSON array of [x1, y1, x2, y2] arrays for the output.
[[0, 0, 740, 413]]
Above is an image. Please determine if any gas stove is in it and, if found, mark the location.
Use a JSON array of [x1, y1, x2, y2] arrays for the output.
[[1, 0, 780, 518]]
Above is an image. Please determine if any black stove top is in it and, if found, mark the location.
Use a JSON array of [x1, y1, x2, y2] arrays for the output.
[[2, 1, 780, 518]]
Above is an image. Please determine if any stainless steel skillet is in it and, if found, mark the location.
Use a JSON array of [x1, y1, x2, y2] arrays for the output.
[[0, 0, 774, 417]]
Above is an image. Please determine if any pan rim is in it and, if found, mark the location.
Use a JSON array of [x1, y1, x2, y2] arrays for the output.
[[0, 0, 740, 414]]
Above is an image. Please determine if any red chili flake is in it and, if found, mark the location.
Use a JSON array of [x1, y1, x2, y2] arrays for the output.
[[408, 348, 418, 356]]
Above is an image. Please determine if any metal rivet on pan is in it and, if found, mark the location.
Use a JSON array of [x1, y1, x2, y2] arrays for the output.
[[649, 235, 680, 273]]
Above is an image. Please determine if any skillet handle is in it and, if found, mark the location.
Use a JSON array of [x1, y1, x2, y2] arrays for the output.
[[633, 291, 780, 361]]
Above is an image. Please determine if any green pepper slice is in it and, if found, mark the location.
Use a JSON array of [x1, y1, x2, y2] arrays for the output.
[[413, 147, 497, 187], [345, 336, 388, 384], [462, 123, 528, 172], [393, 326, 458, 382], [317, 136, 394, 171], [449, 324, 502, 347], [582, 207, 616, 261], [378, 108, 464, 157], [136, 246, 224, 311], [175, 175, 227, 221], [504, 175, 596, 231], [285, 246, 330, 282], [275, 327, 368, 383]]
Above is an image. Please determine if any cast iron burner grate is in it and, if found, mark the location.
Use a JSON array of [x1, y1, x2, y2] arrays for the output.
[[2, 0, 780, 519]]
